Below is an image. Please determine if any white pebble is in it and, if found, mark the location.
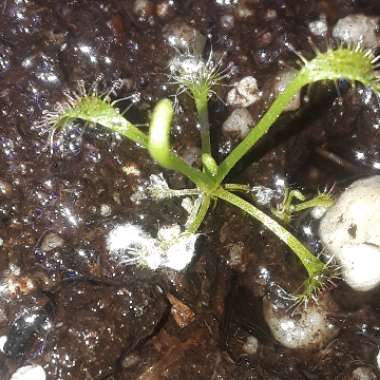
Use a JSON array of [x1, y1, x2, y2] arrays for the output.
[[332, 14, 380, 49], [133, 0, 154, 19], [220, 14, 235, 30], [156, 1, 172, 18], [100, 204, 112, 217], [0, 179, 12, 196], [242, 335, 259, 355], [227, 76, 261, 108], [274, 69, 301, 112], [10, 365, 46, 380], [163, 22, 206, 55], [40, 232, 64, 252], [182, 146, 201, 166], [265, 9, 277, 21], [319, 176, 380, 292], [122, 353, 140, 368], [309, 15, 328, 37], [263, 296, 339, 350], [350, 367, 377, 380], [215, 0, 238, 5], [337, 244, 380, 292], [235, 4, 254, 19], [0, 335, 7, 353], [222, 108, 254, 139]]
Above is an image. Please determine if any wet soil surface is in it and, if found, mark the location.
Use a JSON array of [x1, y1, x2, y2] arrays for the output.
[[1, 0, 380, 379]]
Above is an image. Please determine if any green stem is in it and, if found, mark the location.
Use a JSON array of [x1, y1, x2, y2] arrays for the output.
[[148, 99, 214, 191], [214, 46, 380, 188], [194, 93, 211, 156], [223, 183, 251, 192], [108, 119, 148, 148], [163, 189, 202, 198], [292, 193, 334, 213], [213, 71, 309, 187], [214, 188, 324, 277], [186, 194, 211, 233], [149, 187, 202, 201], [169, 153, 213, 191]]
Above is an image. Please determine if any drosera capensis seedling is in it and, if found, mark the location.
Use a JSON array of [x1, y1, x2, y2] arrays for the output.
[[272, 188, 335, 225], [169, 47, 232, 156], [42, 43, 380, 305]]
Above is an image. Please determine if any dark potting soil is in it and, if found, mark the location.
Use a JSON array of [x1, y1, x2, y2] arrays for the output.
[[1, 0, 380, 379]]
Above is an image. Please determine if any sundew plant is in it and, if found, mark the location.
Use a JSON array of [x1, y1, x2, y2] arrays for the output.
[[42, 44, 380, 305]]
